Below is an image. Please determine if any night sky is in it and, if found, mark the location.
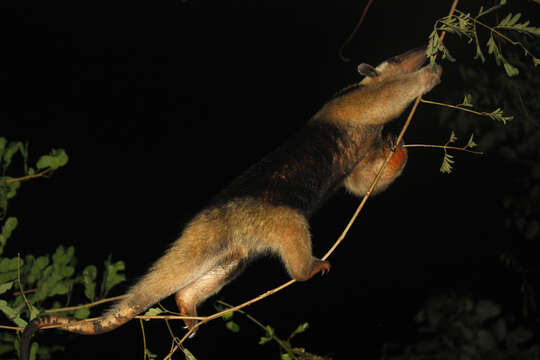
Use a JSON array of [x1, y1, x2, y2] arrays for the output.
[[0, 1, 530, 359]]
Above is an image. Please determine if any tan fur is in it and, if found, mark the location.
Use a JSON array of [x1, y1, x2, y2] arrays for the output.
[[313, 64, 441, 127]]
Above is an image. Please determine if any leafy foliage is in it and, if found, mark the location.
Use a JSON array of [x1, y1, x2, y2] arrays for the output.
[[439, 131, 478, 174], [439, 26, 540, 289], [215, 301, 331, 360], [0, 137, 69, 229], [0, 137, 126, 359], [380, 294, 539, 360], [427, 0, 539, 77], [35, 149, 68, 171]]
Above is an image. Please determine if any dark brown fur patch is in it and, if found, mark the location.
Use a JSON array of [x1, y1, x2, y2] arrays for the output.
[[211, 121, 376, 218]]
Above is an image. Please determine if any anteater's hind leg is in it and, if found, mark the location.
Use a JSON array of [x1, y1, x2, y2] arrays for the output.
[[175, 252, 246, 336], [268, 208, 330, 282]]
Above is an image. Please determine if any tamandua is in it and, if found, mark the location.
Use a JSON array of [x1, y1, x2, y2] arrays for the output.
[[21, 47, 441, 359]]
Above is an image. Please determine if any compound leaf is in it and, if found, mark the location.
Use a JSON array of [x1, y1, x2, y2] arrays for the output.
[[101, 257, 126, 297], [36, 149, 68, 170]]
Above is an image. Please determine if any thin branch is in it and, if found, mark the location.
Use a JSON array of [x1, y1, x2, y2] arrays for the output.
[[17, 253, 32, 313], [44, 295, 128, 313], [455, 9, 522, 47], [12, 288, 38, 297], [216, 300, 296, 359], [139, 319, 148, 360], [420, 98, 498, 118], [136, 315, 204, 321], [0, 325, 21, 331], [6, 314, 204, 333], [339, 0, 376, 62], [404, 144, 484, 155], [5, 168, 53, 183]]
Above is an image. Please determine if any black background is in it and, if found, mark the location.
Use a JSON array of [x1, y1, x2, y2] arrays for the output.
[[0, 1, 530, 359]]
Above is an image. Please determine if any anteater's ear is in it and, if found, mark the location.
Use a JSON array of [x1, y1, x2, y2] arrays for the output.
[[357, 63, 379, 78]]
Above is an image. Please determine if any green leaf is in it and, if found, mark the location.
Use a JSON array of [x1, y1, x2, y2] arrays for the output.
[[503, 62, 519, 77], [2, 141, 23, 172], [29, 246, 77, 302], [21, 142, 30, 174], [259, 325, 274, 345], [29, 304, 40, 320], [0, 177, 21, 226], [145, 348, 158, 360], [477, 0, 506, 18], [0, 257, 19, 283], [289, 322, 309, 339], [0, 177, 21, 202], [438, 14, 473, 39], [181, 347, 198, 360], [27, 256, 50, 284], [465, 134, 477, 149], [52, 246, 75, 277], [427, 29, 456, 65], [486, 36, 503, 65], [0, 216, 18, 241], [0, 138, 6, 159], [440, 153, 455, 174], [496, 12, 540, 35], [0, 299, 27, 327], [448, 131, 458, 144], [74, 307, 90, 320], [101, 257, 126, 297], [486, 34, 521, 77], [2, 216, 18, 235], [488, 108, 514, 124], [6, 179, 20, 200], [225, 321, 240, 333], [50, 282, 69, 296], [474, 40, 486, 63], [29, 342, 39, 360], [458, 94, 474, 108], [0, 281, 13, 295], [0, 217, 18, 254], [499, 12, 521, 27], [0, 257, 18, 271], [221, 311, 234, 321], [143, 307, 164, 318], [36, 149, 69, 170], [81, 265, 97, 301]]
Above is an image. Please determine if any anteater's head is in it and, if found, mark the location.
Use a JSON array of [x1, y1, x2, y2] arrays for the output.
[[358, 47, 427, 85]]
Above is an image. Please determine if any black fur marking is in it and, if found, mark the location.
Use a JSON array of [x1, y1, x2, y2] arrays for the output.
[[20, 316, 53, 360], [211, 122, 360, 217]]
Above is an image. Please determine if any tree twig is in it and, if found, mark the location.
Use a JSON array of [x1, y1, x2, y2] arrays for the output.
[[404, 144, 484, 155], [5, 168, 53, 183], [44, 295, 128, 313], [338, 0, 376, 62]]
